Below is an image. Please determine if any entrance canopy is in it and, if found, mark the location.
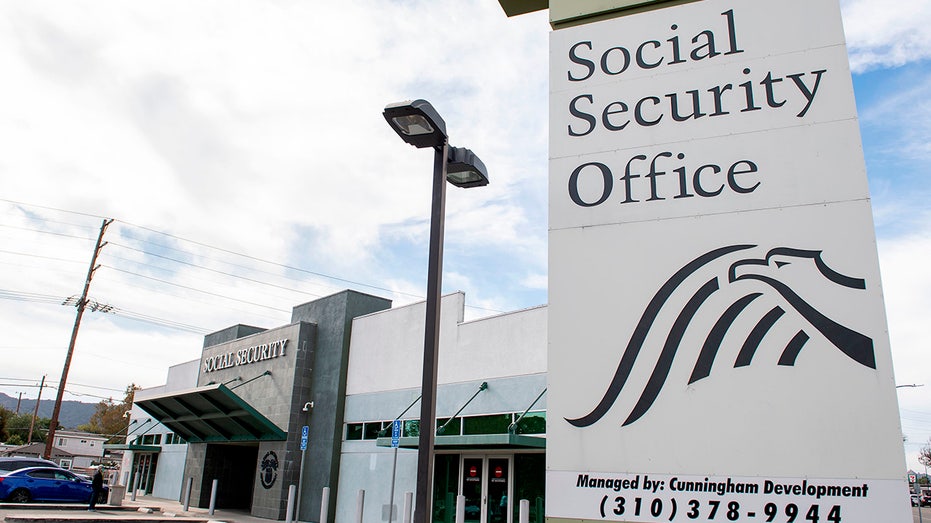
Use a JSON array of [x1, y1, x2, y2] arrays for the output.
[[135, 384, 286, 443]]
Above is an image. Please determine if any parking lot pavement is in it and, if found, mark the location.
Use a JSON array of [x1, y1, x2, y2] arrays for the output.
[[0, 495, 275, 523]]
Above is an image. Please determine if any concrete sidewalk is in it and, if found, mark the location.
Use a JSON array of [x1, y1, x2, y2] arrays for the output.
[[0, 495, 277, 523]]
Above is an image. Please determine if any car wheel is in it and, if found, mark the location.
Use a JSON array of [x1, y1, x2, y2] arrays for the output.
[[8, 489, 31, 503]]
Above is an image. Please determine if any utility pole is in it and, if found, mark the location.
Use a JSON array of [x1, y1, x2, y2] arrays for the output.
[[27, 375, 46, 444], [44, 218, 113, 459], [15, 392, 22, 413]]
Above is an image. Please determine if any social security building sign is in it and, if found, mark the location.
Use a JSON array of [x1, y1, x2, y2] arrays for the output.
[[547, 0, 910, 521]]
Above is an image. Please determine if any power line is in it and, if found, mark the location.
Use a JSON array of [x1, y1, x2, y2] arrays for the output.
[[103, 278, 286, 325], [0, 248, 86, 266], [0, 384, 116, 402], [3, 199, 420, 300], [117, 219, 430, 300], [102, 249, 322, 311], [0, 198, 105, 221], [0, 222, 96, 242], [108, 242, 324, 300], [101, 265, 291, 314], [0, 289, 68, 305], [1, 199, 506, 314], [0, 288, 212, 333]]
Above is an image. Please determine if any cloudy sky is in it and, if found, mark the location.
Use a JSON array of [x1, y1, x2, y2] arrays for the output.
[[0, 0, 928, 470]]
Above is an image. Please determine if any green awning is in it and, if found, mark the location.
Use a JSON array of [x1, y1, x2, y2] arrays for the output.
[[376, 434, 545, 450], [135, 384, 286, 443]]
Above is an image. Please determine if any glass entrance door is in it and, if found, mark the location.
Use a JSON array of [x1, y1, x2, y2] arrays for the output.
[[130, 453, 157, 494], [460, 456, 512, 523]]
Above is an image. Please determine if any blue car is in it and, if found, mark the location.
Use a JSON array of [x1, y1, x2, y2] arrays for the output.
[[0, 467, 108, 504]]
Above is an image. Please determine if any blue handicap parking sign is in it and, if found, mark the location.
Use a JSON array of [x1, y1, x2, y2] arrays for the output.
[[391, 419, 401, 448]]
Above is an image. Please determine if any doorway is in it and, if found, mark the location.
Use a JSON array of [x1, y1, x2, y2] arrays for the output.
[[461, 455, 512, 523], [129, 453, 158, 495], [198, 443, 258, 510]]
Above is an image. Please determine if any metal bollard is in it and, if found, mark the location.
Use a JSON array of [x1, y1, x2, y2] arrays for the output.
[[285, 485, 297, 523], [456, 496, 465, 523], [519, 499, 529, 523], [355, 490, 365, 523], [320, 487, 330, 523], [403, 492, 413, 523], [208, 479, 218, 516], [182, 477, 193, 512], [455, 495, 465, 523], [130, 468, 139, 502]]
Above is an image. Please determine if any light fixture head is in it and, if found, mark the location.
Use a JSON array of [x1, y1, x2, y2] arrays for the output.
[[383, 99, 448, 148], [446, 146, 489, 188]]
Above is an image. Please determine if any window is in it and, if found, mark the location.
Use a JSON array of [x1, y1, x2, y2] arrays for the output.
[[345, 412, 548, 441], [436, 417, 461, 435], [346, 421, 411, 440], [462, 414, 511, 435], [403, 420, 420, 437], [59, 459, 73, 470], [346, 423, 363, 440], [513, 411, 546, 435], [362, 422, 383, 440], [163, 433, 186, 445], [58, 438, 65, 446]]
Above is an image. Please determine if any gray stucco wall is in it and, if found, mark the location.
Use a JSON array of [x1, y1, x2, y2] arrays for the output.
[[183, 321, 315, 518], [203, 324, 267, 348], [167, 290, 389, 520], [290, 290, 392, 523]]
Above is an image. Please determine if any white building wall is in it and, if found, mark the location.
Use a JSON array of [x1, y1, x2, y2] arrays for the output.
[[346, 293, 547, 394], [120, 359, 198, 499], [55, 432, 106, 459], [338, 293, 548, 523], [150, 443, 188, 500]]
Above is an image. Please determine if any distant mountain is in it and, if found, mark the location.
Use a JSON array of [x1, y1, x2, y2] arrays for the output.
[[0, 392, 97, 429]]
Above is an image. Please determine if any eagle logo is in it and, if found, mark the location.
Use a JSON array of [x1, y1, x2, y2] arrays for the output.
[[566, 244, 876, 428]]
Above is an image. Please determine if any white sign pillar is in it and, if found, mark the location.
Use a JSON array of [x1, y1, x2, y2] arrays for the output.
[[547, 0, 910, 521]]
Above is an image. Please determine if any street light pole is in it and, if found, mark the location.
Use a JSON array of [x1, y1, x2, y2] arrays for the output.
[[413, 140, 448, 523], [383, 99, 489, 523]]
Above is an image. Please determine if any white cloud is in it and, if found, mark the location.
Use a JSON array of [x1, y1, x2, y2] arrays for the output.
[[878, 229, 931, 470], [841, 0, 931, 72], [0, 0, 552, 395]]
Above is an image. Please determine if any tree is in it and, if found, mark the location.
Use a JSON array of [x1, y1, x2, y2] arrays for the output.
[[0, 405, 10, 442], [920, 438, 931, 470], [4, 412, 50, 444], [77, 384, 140, 444]]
